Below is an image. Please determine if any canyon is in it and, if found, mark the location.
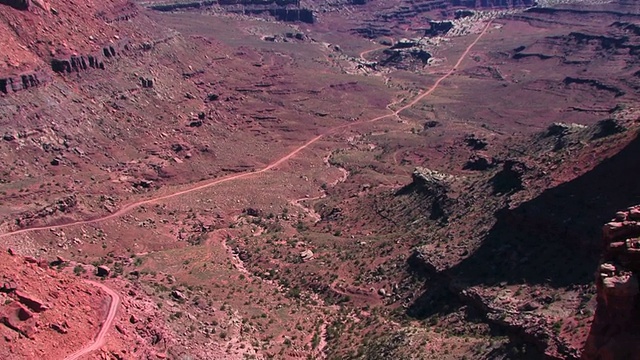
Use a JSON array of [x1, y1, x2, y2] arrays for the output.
[[0, 0, 638, 359]]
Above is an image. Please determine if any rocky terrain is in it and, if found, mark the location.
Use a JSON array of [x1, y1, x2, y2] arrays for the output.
[[0, 0, 639, 358], [583, 205, 640, 360]]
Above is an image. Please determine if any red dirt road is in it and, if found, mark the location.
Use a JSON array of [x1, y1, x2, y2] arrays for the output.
[[0, 21, 492, 241], [64, 281, 121, 360]]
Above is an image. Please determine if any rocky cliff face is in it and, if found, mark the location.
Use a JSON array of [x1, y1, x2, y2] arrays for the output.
[[583, 206, 640, 360], [394, 167, 455, 224], [51, 38, 130, 74], [148, 0, 314, 23], [451, 0, 534, 7]]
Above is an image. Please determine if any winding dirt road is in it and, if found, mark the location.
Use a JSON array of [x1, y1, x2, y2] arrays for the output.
[[2, 20, 492, 359], [63, 280, 121, 360], [0, 21, 491, 241]]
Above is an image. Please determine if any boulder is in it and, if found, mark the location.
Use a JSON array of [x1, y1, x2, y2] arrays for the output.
[[0, 302, 36, 339], [171, 290, 186, 301], [141, 77, 154, 88], [15, 290, 48, 312], [50, 322, 69, 334], [96, 265, 111, 277], [300, 249, 314, 261], [0, 280, 17, 293]]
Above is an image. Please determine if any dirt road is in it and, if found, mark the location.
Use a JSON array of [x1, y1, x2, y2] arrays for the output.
[[64, 280, 121, 360], [0, 21, 492, 241]]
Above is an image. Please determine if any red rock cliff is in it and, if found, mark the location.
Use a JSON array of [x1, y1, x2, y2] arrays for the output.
[[583, 206, 640, 359]]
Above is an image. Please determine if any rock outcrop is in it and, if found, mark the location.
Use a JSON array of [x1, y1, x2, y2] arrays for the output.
[[425, 20, 454, 36], [51, 39, 130, 74], [490, 160, 528, 195], [451, 0, 534, 7], [463, 153, 494, 171], [381, 47, 432, 67], [0, 0, 49, 11], [15, 195, 77, 227], [0, 72, 50, 95], [563, 77, 625, 97], [148, 0, 314, 23], [583, 206, 640, 359], [399, 167, 454, 222]]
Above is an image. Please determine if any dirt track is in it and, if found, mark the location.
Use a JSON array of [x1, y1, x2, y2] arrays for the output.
[[63, 280, 121, 360]]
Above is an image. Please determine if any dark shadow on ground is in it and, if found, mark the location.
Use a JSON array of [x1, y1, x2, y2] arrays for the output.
[[449, 132, 640, 288], [0, 0, 29, 10]]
